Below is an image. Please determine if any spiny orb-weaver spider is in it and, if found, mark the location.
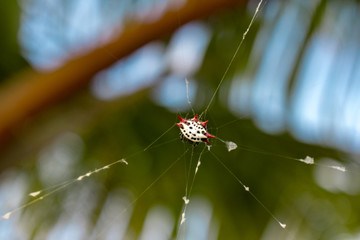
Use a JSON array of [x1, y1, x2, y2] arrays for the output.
[[176, 115, 215, 145]]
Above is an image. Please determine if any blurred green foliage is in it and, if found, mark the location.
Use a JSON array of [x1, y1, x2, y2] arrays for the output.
[[1, 0, 360, 239], [0, 1, 28, 82]]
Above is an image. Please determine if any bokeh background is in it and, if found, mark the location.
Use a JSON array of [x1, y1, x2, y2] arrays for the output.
[[1, 0, 360, 239]]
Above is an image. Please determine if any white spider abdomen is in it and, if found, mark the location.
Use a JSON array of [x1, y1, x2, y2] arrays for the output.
[[176, 115, 215, 144]]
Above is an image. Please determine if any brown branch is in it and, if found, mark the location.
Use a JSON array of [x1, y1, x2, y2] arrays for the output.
[[0, 0, 244, 148]]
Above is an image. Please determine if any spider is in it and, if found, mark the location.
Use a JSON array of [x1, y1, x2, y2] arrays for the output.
[[176, 115, 215, 145]]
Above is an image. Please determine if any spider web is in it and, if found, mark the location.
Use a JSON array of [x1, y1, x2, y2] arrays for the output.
[[1, 0, 349, 238]]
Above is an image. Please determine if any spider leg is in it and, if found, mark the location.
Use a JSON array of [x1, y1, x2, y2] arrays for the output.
[[193, 142, 199, 147]]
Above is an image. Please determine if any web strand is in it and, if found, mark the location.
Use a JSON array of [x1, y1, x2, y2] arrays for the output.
[[209, 151, 286, 229], [2, 124, 177, 220], [2, 159, 128, 220], [185, 78, 196, 116], [144, 124, 176, 151], [94, 149, 189, 238], [234, 144, 346, 172], [176, 145, 207, 239], [200, 0, 264, 119]]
